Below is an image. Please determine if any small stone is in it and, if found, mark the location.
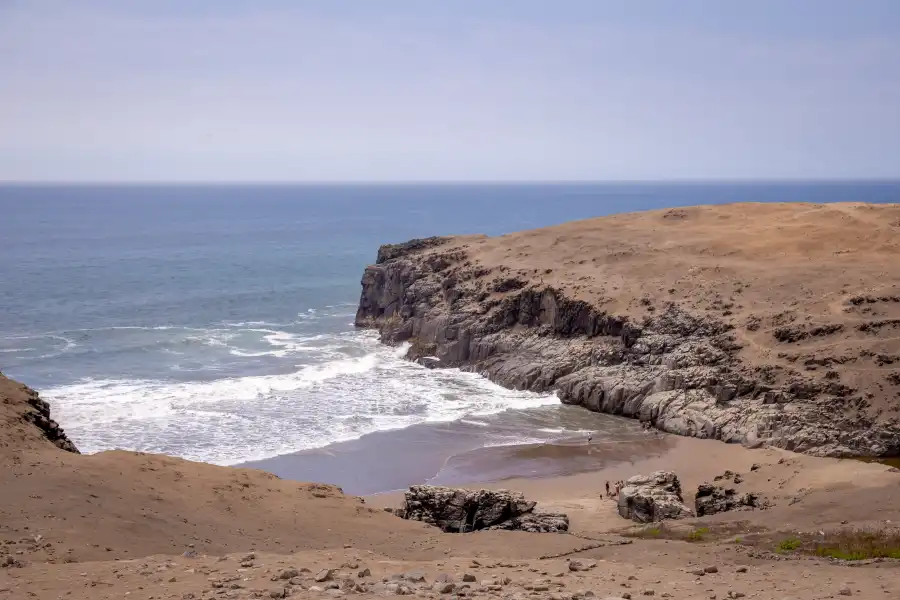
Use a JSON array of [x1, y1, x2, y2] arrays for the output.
[[642, 590, 655, 597], [736, 566, 748, 573], [703, 566, 718, 574], [239, 561, 253, 568], [727, 593, 745, 599], [277, 568, 299, 580], [315, 569, 335, 582], [405, 572, 426, 583], [838, 585, 853, 596], [569, 560, 584, 572], [268, 588, 286, 599], [690, 569, 705, 576], [437, 582, 456, 594], [462, 573, 476, 583], [289, 577, 303, 586], [358, 568, 371, 578], [750, 463, 761, 471]]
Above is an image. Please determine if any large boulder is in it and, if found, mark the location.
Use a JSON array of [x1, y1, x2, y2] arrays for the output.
[[398, 485, 568, 533], [617, 471, 694, 522], [488, 510, 570, 533], [695, 483, 765, 516]]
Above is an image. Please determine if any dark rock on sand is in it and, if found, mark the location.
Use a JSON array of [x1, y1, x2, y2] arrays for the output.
[[397, 485, 568, 533], [617, 471, 694, 523], [695, 484, 766, 516]]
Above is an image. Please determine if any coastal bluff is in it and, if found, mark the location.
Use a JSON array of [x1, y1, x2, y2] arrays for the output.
[[355, 202, 900, 458]]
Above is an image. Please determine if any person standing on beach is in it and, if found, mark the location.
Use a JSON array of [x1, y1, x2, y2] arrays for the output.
[[605, 481, 610, 497]]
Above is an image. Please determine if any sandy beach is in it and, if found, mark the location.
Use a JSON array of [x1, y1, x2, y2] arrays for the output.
[[245, 405, 668, 495]]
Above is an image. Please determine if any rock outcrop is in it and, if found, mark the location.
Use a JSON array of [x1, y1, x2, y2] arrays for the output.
[[616, 471, 694, 523], [354, 204, 900, 457], [398, 485, 569, 533], [695, 483, 766, 516], [1, 372, 79, 454]]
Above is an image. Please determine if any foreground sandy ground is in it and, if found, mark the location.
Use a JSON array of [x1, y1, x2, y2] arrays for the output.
[[4, 404, 900, 599]]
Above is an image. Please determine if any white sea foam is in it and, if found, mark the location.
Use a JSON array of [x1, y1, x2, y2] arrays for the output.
[[42, 329, 560, 465]]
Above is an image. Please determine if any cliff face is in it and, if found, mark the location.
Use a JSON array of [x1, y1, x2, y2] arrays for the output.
[[355, 203, 900, 458], [1, 372, 79, 455]]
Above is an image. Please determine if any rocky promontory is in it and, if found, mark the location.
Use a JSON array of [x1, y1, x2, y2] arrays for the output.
[[355, 202, 900, 457]]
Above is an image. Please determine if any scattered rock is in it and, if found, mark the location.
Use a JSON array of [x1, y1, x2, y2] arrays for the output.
[[617, 471, 694, 522], [315, 568, 334, 582], [703, 565, 718, 574], [437, 582, 456, 594], [462, 573, 477, 583], [838, 584, 853, 596], [357, 568, 371, 578], [275, 568, 298, 580]]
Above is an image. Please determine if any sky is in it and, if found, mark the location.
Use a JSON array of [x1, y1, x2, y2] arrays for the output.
[[2, 0, 900, 182]]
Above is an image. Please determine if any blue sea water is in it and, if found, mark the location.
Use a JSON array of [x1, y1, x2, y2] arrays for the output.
[[1, 182, 898, 464]]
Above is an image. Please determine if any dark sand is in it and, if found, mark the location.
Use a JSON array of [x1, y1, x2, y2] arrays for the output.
[[246, 404, 670, 494]]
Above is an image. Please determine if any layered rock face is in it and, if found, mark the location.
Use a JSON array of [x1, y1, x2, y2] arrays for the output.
[[617, 471, 694, 523], [398, 485, 569, 533], [354, 204, 900, 457]]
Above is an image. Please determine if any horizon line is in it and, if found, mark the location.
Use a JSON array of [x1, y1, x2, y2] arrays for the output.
[[3, 177, 900, 187]]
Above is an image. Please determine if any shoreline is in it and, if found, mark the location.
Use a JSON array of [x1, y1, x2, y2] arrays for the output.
[[243, 404, 669, 495]]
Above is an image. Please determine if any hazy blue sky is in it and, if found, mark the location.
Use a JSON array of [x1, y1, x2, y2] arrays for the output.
[[2, 0, 899, 182]]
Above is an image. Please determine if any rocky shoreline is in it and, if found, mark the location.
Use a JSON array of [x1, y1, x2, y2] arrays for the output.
[[354, 211, 900, 458]]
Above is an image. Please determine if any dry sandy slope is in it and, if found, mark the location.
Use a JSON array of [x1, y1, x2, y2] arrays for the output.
[[435, 202, 900, 425]]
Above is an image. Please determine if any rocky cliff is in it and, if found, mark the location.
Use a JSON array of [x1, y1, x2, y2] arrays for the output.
[[1, 372, 79, 455], [355, 202, 900, 458]]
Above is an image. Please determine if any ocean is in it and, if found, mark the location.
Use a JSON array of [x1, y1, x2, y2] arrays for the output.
[[2, 182, 898, 479]]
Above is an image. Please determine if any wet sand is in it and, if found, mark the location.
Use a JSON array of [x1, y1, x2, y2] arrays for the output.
[[245, 404, 670, 494]]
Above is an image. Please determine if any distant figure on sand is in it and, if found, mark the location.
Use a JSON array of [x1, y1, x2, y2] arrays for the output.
[[587, 431, 593, 444], [605, 481, 610, 497]]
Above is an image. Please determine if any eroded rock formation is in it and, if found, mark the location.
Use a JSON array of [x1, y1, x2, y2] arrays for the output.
[[695, 483, 766, 516], [616, 471, 694, 523], [398, 485, 569, 533]]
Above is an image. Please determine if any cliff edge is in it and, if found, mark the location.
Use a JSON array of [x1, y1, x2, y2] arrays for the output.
[[1, 372, 79, 455], [355, 202, 900, 457]]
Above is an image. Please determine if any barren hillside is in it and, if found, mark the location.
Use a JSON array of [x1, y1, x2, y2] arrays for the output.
[[357, 202, 900, 456]]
